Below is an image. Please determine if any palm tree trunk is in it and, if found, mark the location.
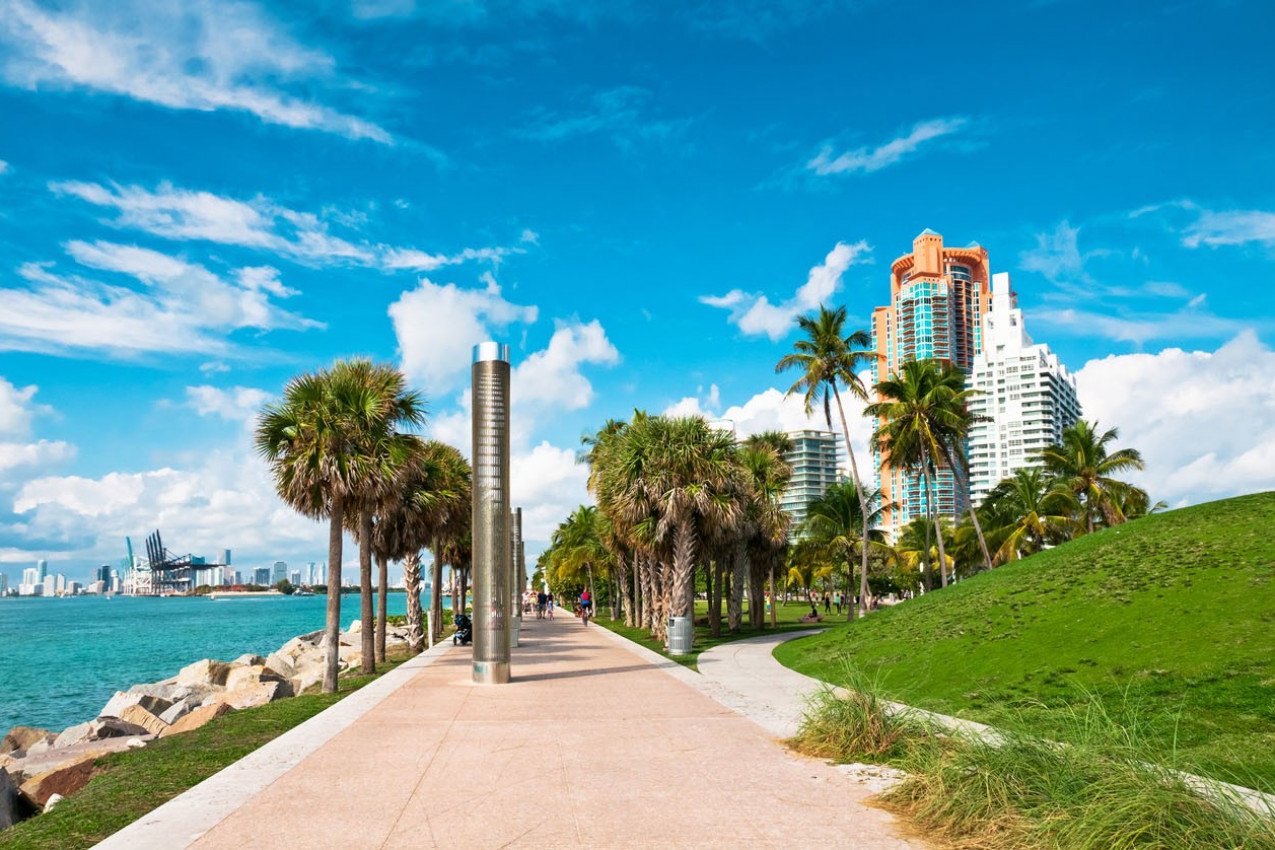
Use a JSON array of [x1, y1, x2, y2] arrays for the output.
[[945, 446, 994, 573], [404, 552, 424, 653], [831, 385, 873, 619], [323, 495, 344, 694], [728, 539, 747, 632], [846, 550, 857, 621], [450, 565, 460, 624], [708, 559, 722, 637], [748, 553, 764, 629], [359, 510, 376, 674], [376, 553, 388, 663], [768, 563, 776, 628], [430, 546, 444, 641], [920, 471, 933, 593], [922, 448, 949, 588]]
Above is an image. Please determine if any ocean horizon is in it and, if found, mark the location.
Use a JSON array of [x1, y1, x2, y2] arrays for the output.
[[0, 591, 431, 735]]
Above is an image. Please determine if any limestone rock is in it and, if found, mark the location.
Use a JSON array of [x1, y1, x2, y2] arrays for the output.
[[347, 618, 362, 634], [225, 664, 279, 691], [1, 768, 36, 830], [159, 702, 231, 738], [54, 718, 149, 749], [43, 793, 65, 812], [213, 680, 291, 710], [19, 752, 101, 808], [117, 704, 169, 737], [232, 653, 266, 666], [4, 737, 148, 785], [176, 659, 233, 688], [158, 697, 197, 725], [290, 661, 325, 695], [263, 652, 296, 680], [100, 691, 173, 720], [1, 726, 55, 757]]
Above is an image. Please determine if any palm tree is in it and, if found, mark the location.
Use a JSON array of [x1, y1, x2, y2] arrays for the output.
[[776, 305, 879, 617], [980, 469, 1080, 562], [866, 359, 973, 589], [1040, 420, 1146, 534], [804, 481, 887, 619], [255, 359, 421, 692], [418, 443, 471, 642], [336, 361, 426, 675], [735, 432, 793, 632]]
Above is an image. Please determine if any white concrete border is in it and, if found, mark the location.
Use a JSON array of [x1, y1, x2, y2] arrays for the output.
[[94, 639, 455, 850]]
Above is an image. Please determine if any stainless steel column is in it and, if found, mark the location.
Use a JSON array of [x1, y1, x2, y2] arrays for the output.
[[510, 507, 523, 648], [472, 341, 511, 684]]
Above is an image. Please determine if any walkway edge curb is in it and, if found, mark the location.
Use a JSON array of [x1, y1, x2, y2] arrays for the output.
[[93, 639, 456, 850]]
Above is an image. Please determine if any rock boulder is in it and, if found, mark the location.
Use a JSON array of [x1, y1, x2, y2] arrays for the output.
[[1, 768, 36, 830], [158, 697, 197, 726], [19, 752, 102, 808], [159, 702, 231, 738], [212, 680, 291, 710], [1, 727, 54, 757], [176, 659, 233, 688], [53, 718, 150, 749], [100, 691, 173, 721], [231, 653, 266, 666], [117, 704, 169, 737]]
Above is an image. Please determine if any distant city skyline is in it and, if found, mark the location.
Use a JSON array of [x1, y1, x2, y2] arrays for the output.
[[2, 0, 1273, 573]]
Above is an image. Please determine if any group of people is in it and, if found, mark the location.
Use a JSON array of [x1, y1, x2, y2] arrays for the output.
[[519, 588, 594, 624], [524, 590, 556, 619]]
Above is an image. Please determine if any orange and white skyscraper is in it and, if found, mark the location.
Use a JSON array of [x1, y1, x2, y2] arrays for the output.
[[869, 230, 993, 539]]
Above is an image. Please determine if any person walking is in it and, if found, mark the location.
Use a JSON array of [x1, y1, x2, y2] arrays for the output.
[[823, 592, 831, 613], [547, 594, 555, 619], [536, 590, 547, 619]]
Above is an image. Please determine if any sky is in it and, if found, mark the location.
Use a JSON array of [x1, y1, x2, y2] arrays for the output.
[[1, 0, 1273, 584]]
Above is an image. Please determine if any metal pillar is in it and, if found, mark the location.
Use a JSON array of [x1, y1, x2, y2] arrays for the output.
[[510, 507, 524, 648], [472, 341, 511, 684]]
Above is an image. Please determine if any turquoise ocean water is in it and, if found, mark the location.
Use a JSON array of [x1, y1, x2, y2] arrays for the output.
[[0, 591, 427, 735]]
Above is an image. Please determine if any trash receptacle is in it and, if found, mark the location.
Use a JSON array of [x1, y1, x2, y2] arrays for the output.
[[667, 616, 693, 656], [510, 615, 521, 648]]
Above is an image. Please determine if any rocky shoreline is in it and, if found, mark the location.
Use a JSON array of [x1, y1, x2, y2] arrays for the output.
[[0, 619, 410, 833]]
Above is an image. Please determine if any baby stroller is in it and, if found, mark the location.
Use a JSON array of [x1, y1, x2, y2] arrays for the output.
[[453, 613, 473, 645]]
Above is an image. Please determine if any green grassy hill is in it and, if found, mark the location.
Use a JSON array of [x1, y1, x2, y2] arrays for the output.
[[775, 491, 1275, 792]]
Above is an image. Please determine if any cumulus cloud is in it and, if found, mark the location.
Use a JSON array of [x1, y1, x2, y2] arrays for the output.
[[185, 385, 275, 423], [1074, 331, 1275, 506], [0, 241, 319, 358], [389, 273, 539, 391], [806, 116, 968, 176], [702, 241, 871, 340], [513, 320, 620, 411], [512, 441, 592, 542], [50, 179, 526, 271], [0, 0, 390, 142], [0, 376, 52, 437], [662, 377, 874, 483]]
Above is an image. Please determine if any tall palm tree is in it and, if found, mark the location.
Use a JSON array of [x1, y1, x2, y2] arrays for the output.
[[776, 305, 879, 617], [804, 481, 887, 619], [1040, 419, 1146, 534], [734, 432, 793, 632], [336, 361, 426, 675], [418, 442, 471, 642], [255, 359, 421, 692], [980, 468, 1080, 562], [866, 359, 973, 589]]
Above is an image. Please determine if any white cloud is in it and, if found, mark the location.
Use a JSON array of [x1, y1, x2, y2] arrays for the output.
[[0, 376, 52, 438], [513, 320, 620, 411], [0, 440, 75, 476], [1075, 331, 1275, 506], [1031, 303, 1250, 346], [702, 240, 871, 340], [1182, 208, 1275, 248], [512, 441, 591, 542], [0, 159, 8, 174], [806, 116, 968, 176], [389, 273, 539, 391], [662, 377, 875, 485], [1019, 220, 1089, 284], [185, 385, 275, 422], [0, 0, 390, 142], [0, 241, 319, 358], [51, 179, 525, 271]]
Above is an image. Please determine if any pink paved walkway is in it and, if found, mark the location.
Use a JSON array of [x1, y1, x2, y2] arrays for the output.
[[190, 615, 925, 850]]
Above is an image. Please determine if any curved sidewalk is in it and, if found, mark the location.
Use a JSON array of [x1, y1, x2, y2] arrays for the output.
[[101, 615, 925, 849]]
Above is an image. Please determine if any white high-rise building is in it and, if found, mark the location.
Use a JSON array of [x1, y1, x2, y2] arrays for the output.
[[967, 273, 1082, 504], [780, 430, 844, 536]]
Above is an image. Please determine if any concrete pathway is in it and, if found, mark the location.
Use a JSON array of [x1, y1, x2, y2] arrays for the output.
[[103, 615, 925, 849]]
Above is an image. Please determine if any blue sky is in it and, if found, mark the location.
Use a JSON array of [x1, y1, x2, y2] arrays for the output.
[[1, 0, 1273, 583]]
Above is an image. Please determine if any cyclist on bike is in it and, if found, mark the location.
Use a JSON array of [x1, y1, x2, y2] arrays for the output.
[[580, 588, 592, 625]]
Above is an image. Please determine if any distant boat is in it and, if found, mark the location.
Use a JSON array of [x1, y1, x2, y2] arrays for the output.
[[208, 590, 285, 600]]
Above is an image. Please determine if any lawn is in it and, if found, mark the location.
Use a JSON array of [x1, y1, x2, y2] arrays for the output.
[[774, 491, 1275, 793], [594, 594, 840, 670], [0, 651, 413, 850]]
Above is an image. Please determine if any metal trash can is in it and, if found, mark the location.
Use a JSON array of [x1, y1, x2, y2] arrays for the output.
[[667, 616, 693, 656], [509, 616, 521, 648]]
